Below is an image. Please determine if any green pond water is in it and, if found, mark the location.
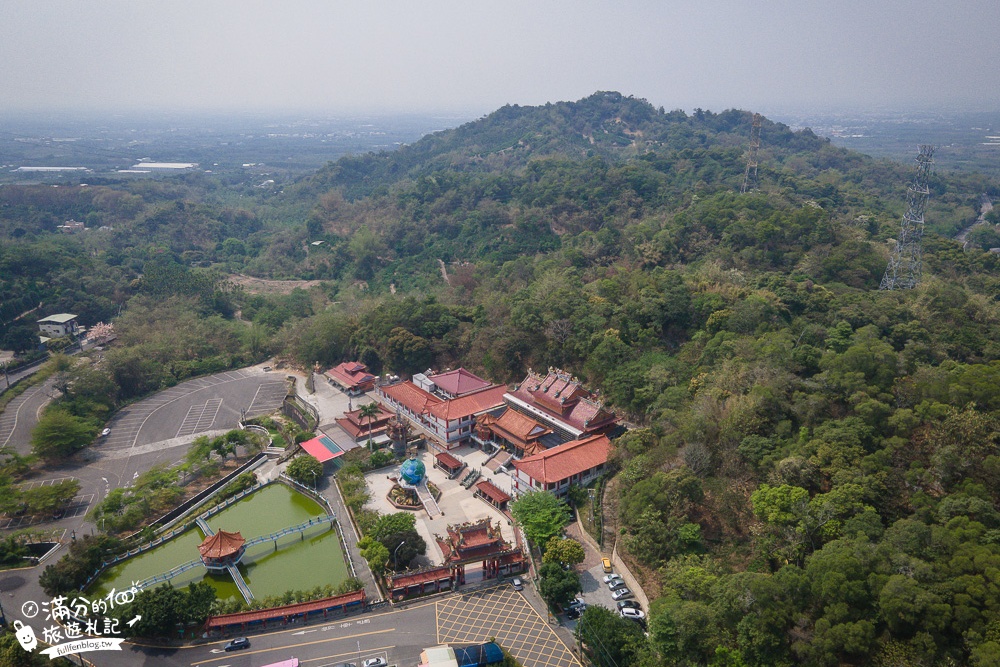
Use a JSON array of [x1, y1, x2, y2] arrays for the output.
[[92, 484, 350, 601]]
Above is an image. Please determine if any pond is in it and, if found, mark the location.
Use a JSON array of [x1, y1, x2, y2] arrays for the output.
[[91, 483, 350, 601]]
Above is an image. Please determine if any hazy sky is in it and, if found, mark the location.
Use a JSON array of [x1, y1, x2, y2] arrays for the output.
[[3, 1, 999, 116]]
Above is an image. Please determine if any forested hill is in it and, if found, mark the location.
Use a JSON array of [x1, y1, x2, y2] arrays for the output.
[[303, 91, 831, 199], [4, 91, 1000, 665]]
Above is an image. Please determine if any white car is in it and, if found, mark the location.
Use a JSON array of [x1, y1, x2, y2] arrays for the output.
[[620, 607, 646, 621], [100, 427, 111, 437], [602, 573, 622, 584], [362, 659, 387, 667], [611, 588, 632, 600]]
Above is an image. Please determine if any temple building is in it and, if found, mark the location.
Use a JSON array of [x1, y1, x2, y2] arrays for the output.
[[473, 409, 557, 458], [325, 361, 378, 395], [335, 404, 395, 446], [511, 433, 613, 497], [504, 368, 618, 441], [376, 379, 507, 450], [198, 530, 246, 570], [434, 518, 524, 584]]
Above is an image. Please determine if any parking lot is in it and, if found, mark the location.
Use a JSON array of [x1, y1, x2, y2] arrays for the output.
[[0, 477, 95, 529], [436, 586, 579, 667]]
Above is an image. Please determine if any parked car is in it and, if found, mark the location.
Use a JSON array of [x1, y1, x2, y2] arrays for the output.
[[611, 588, 633, 600], [511, 577, 524, 591], [602, 573, 622, 584], [566, 607, 581, 620], [100, 427, 111, 437], [620, 608, 646, 621], [224, 637, 250, 651], [608, 579, 628, 590], [617, 600, 641, 611], [602, 557, 613, 573], [567, 598, 587, 611], [362, 658, 387, 667]]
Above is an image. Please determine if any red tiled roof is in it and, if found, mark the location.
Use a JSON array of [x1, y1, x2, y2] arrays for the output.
[[425, 385, 507, 422], [475, 480, 511, 504], [390, 566, 453, 589], [507, 370, 617, 434], [490, 408, 552, 444], [198, 530, 245, 559], [512, 434, 612, 485], [335, 417, 389, 439], [429, 368, 493, 396], [381, 381, 442, 414], [325, 361, 377, 391], [435, 451, 463, 470], [204, 591, 365, 629]]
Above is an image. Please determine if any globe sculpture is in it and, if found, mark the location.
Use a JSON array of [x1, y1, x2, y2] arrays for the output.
[[399, 456, 426, 487]]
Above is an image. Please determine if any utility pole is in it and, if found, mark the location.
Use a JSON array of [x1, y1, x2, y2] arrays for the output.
[[741, 113, 763, 193], [881, 145, 935, 290]]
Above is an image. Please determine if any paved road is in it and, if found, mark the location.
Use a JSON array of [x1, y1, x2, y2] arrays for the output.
[[0, 379, 57, 456], [94, 585, 577, 667]]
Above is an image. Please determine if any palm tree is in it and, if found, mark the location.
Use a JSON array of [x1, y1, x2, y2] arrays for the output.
[[358, 402, 381, 451]]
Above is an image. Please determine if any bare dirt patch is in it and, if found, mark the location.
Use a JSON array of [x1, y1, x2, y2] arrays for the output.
[[228, 274, 324, 295]]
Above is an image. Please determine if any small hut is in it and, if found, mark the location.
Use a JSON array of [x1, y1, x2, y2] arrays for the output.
[[198, 530, 246, 570]]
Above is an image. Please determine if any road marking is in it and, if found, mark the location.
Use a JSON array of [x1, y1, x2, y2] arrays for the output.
[[190, 631, 395, 665], [292, 629, 318, 635], [1, 385, 44, 449]]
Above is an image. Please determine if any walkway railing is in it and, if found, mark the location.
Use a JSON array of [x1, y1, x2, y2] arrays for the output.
[[135, 559, 204, 590], [228, 565, 254, 603], [415, 482, 441, 518], [196, 517, 214, 536], [279, 473, 336, 518], [243, 516, 331, 548]]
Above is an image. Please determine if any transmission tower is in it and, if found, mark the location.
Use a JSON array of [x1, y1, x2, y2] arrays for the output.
[[741, 113, 763, 193], [880, 145, 934, 290]]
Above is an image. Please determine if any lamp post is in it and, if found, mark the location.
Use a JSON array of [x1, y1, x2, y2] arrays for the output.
[[393, 540, 405, 572], [310, 469, 318, 491]]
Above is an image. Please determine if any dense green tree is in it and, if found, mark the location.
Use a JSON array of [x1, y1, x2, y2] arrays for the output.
[[286, 455, 324, 487], [30, 408, 97, 459], [510, 491, 571, 548], [541, 537, 585, 567], [538, 562, 582, 609]]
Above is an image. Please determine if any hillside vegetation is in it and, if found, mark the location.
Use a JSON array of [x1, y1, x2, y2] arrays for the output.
[[3, 92, 1000, 665]]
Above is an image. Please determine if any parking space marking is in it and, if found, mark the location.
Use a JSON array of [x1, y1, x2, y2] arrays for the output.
[[436, 586, 579, 667], [21, 477, 78, 490], [246, 381, 287, 417], [175, 399, 224, 438]]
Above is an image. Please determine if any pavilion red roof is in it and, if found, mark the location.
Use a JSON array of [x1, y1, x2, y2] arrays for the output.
[[429, 368, 493, 396], [512, 434, 612, 485], [475, 480, 511, 504], [325, 361, 377, 392], [485, 408, 552, 445], [198, 530, 245, 559], [435, 450, 463, 470], [390, 566, 453, 589], [204, 590, 365, 629]]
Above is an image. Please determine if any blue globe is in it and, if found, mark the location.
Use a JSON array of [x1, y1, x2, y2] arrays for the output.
[[399, 457, 426, 485]]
